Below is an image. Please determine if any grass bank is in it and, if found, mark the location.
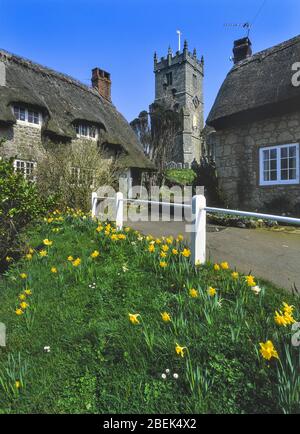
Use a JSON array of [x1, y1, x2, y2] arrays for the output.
[[0, 211, 299, 414]]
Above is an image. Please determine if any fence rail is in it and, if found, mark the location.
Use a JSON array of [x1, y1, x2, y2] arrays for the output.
[[91, 192, 300, 266]]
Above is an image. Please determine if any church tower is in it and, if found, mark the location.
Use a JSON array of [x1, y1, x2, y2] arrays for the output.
[[152, 40, 204, 165]]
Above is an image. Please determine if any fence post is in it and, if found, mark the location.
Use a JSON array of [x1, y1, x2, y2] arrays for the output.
[[116, 192, 124, 230], [91, 192, 97, 219], [191, 194, 206, 265]]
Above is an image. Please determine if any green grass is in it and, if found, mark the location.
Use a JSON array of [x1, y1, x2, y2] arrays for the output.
[[0, 212, 299, 414]]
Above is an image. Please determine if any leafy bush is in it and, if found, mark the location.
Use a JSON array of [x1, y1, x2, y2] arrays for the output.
[[165, 169, 197, 187], [0, 158, 55, 266]]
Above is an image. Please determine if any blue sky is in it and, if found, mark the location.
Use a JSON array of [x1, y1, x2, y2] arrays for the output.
[[0, 0, 300, 122]]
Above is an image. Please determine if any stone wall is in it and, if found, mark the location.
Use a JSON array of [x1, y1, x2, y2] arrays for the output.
[[215, 110, 300, 212], [0, 123, 45, 161]]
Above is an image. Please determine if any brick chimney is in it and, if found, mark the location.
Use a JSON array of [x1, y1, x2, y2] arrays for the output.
[[91, 68, 111, 101], [233, 37, 252, 64]]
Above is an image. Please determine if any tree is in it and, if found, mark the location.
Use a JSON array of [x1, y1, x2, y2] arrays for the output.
[[131, 102, 181, 185]]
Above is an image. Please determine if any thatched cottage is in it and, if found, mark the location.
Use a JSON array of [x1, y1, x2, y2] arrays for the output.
[[0, 48, 153, 187], [207, 36, 300, 214]]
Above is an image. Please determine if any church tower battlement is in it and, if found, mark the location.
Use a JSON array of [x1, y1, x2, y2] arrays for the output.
[[152, 40, 204, 165]]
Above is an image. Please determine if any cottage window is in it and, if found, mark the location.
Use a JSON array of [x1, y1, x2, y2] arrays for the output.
[[259, 144, 299, 186], [13, 159, 36, 180], [13, 106, 41, 126], [75, 124, 98, 140], [70, 166, 94, 187]]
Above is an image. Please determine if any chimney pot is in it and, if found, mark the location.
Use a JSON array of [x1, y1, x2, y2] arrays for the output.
[[233, 37, 252, 64], [91, 67, 111, 101]]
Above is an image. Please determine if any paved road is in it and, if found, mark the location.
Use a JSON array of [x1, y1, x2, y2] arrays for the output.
[[130, 219, 300, 292]]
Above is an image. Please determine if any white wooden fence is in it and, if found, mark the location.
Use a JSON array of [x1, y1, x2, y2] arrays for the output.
[[91, 192, 300, 266]]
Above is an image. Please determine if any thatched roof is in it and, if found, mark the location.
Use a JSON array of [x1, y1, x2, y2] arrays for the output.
[[207, 35, 300, 129], [0, 49, 154, 170]]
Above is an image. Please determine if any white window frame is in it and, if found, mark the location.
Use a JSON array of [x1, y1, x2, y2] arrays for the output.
[[13, 106, 42, 128], [70, 166, 95, 188], [13, 159, 37, 180], [75, 124, 98, 140], [259, 143, 300, 186]]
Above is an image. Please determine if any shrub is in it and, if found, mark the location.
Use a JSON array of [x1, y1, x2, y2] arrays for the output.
[[36, 142, 118, 212], [165, 169, 197, 187], [0, 158, 54, 266]]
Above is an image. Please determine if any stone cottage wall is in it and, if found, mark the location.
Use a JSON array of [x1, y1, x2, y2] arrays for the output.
[[0, 123, 45, 162], [215, 110, 300, 212]]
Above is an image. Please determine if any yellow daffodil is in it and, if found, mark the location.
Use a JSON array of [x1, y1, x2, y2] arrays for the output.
[[39, 250, 48, 257], [155, 238, 162, 245], [177, 234, 184, 241], [67, 256, 74, 261], [259, 341, 279, 361], [284, 312, 296, 326], [43, 239, 53, 246], [245, 275, 256, 287], [118, 234, 126, 240], [47, 217, 54, 223], [166, 237, 173, 245], [148, 244, 155, 253], [20, 273, 27, 279], [20, 302, 29, 310], [214, 264, 220, 271], [161, 312, 171, 322], [15, 309, 24, 316], [189, 288, 199, 298], [129, 313, 140, 325], [24, 289, 32, 296], [207, 287, 217, 297], [159, 261, 168, 268], [181, 248, 191, 258], [25, 253, 32, 260], [15, 381, 21, 389], [175, 343, 187, 358], [160, 252, 167, 259], [19, 294, 26, 301], [6, 256, 13, 263], [90, 250, 100, 259], [221, 262, 229, 270], [124, 227, 131, 233], [96, 225, 103, 232], [172, 249, 178, 255], [72, 258, 81, 267], [231, 272, 239, 280], [111, 234, 118, 241], [282, 302, 294, 316], [51, 267, 58, 274], [28, 248, 34, 254], [162, 245, 169, 252]]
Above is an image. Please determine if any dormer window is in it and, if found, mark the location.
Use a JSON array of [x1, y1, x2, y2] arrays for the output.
[[75, 123, 98, 140], [13, 106, 42, 126]]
